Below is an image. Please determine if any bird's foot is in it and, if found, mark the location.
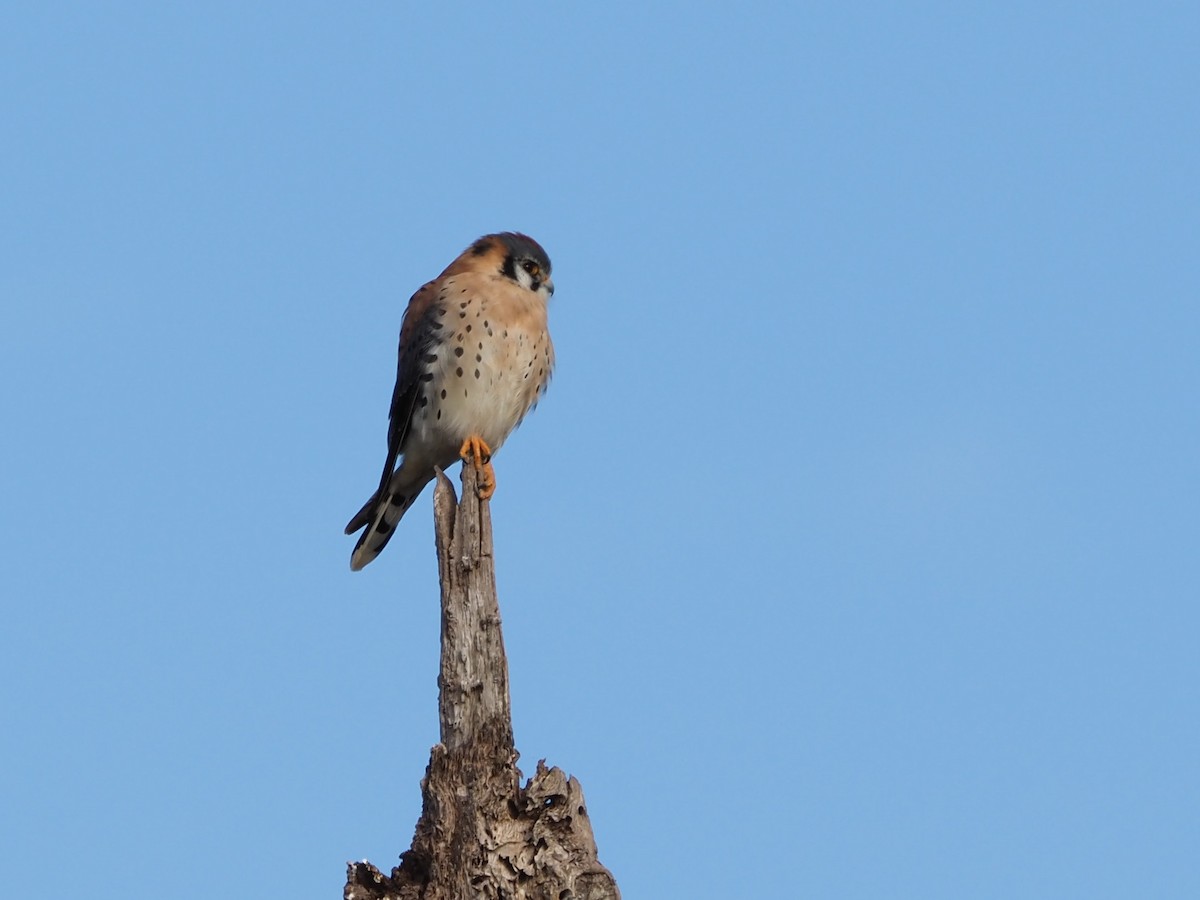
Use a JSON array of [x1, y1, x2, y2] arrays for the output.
[[459, 435, 496, 500]]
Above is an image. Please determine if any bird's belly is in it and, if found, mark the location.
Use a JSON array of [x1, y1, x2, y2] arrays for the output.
[[408, 325, 550, 464]]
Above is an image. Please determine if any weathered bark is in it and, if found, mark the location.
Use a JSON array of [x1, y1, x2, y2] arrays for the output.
[[344, 463, 620, 900]]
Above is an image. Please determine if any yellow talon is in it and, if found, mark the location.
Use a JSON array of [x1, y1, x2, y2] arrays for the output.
[[459, 435, 496, 500]]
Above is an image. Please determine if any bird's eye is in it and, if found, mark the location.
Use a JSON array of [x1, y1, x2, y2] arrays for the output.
[[523, 261, 540, 277]]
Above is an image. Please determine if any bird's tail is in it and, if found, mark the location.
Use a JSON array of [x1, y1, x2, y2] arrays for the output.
[[344, 470, 433, 571]]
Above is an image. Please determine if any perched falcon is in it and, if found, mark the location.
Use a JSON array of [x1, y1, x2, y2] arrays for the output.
[[345, 232, 556, 571]]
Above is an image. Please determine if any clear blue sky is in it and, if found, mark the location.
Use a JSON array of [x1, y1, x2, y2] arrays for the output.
[[2, 3, 1197, 897]]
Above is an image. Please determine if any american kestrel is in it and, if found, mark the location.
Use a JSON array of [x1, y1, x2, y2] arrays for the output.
[[345, 232, 555, 570]]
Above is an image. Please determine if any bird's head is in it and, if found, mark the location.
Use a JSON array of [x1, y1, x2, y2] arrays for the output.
[[468, 232, 554, 300]]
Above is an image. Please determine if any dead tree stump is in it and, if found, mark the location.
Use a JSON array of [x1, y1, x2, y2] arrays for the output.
[[344, 463, 621, 900]]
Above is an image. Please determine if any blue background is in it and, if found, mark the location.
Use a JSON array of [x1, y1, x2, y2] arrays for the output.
[[2, 3, 1197, 897]]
